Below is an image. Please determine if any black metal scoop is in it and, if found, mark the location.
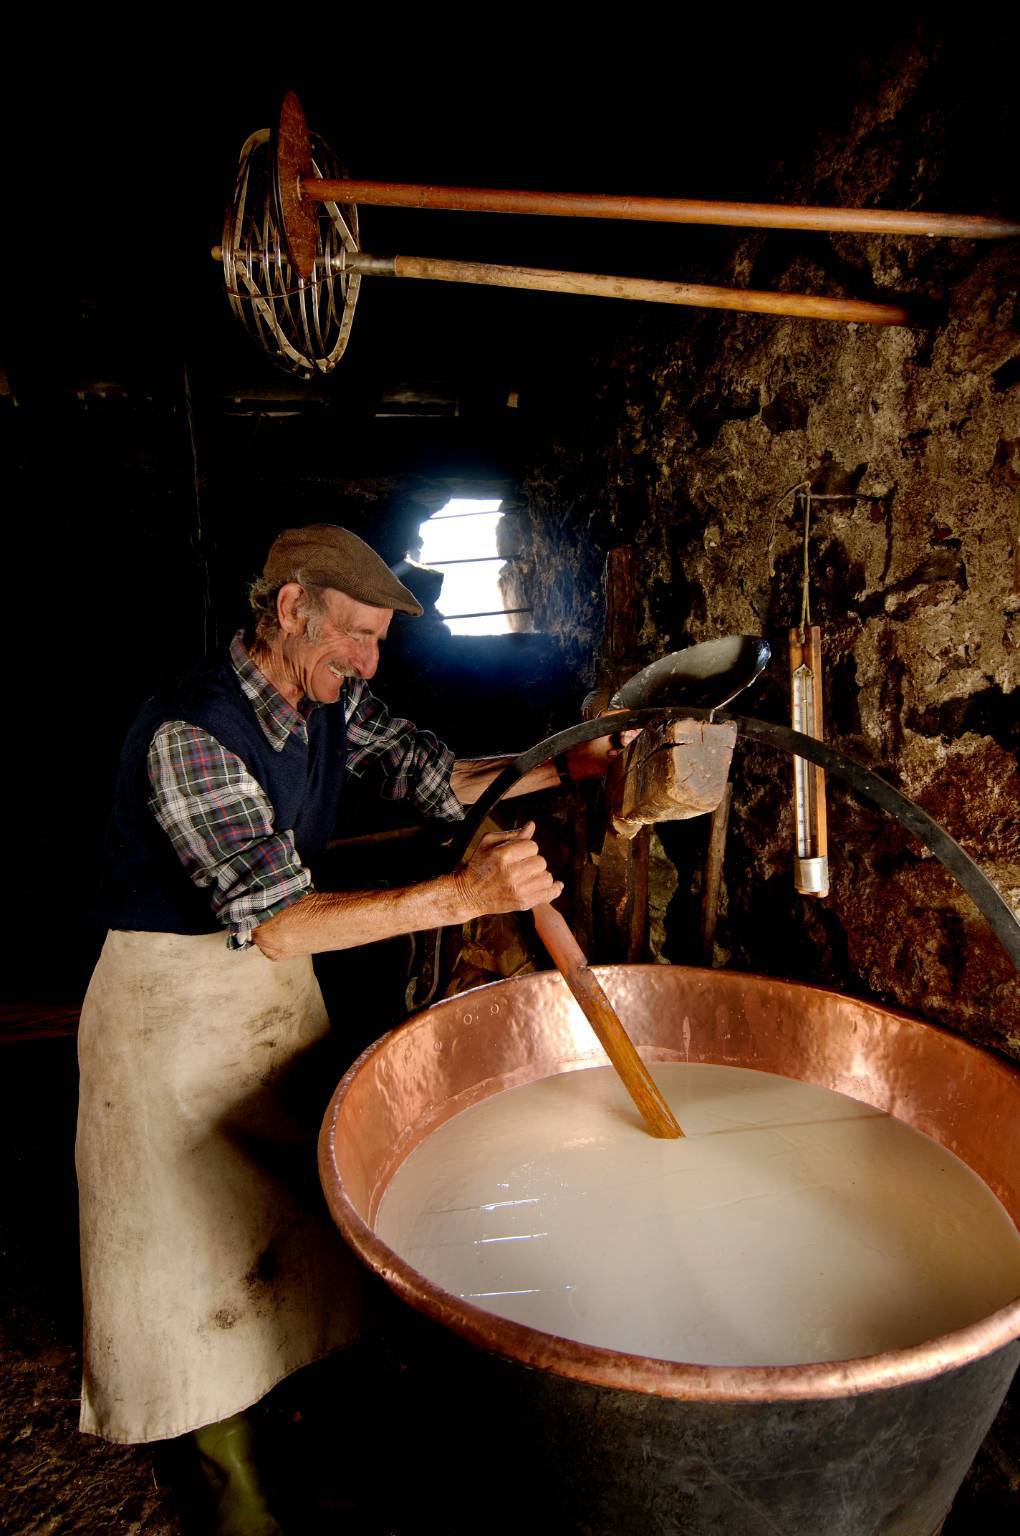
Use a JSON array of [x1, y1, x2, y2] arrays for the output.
[[609, 636, 771, 712]]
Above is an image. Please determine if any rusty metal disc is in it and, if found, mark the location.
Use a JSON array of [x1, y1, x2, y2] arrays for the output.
[[273, 91, 319, 282]]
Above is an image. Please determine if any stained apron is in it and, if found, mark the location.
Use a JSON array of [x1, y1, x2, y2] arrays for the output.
[[76, 929, 364, 1444]]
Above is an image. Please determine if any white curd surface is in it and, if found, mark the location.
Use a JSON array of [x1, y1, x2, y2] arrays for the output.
[[375, 1063, 1020, 1366]]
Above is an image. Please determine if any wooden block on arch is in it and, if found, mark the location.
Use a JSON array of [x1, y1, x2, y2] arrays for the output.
[[611, 719, 738, 839]]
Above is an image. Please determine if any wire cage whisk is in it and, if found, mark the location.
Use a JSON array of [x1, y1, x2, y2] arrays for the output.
[[222, 127, 361, 377]]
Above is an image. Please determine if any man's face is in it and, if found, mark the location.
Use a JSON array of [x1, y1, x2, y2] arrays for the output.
[[287, 587, 393, 703]]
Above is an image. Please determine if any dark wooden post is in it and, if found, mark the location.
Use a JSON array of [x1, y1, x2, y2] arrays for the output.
[[588, 548, 652, 962]]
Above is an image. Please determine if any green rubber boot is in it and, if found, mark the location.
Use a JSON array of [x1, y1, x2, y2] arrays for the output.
[[194, 1412, 283, 1536]]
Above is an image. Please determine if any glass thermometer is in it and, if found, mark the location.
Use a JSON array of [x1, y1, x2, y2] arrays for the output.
[[789, 625, 829, 896]]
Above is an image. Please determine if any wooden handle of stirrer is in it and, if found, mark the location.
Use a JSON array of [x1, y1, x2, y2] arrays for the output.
[[389, 255, 911, 328], [531, 902, 684, 1139]]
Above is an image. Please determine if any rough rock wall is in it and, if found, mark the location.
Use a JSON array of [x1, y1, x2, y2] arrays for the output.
[[518, 37, 1020, 1059]]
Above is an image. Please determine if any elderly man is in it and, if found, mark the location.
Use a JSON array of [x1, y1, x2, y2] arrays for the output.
[[76, 523, 618, 1534]]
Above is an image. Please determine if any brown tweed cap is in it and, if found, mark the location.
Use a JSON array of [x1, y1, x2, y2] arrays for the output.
[[263, 524, 423, 616]]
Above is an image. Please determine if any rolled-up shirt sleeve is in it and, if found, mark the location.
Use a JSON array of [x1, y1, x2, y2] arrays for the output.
[[344, 681, 464, 822], [146, 721, 312, 947]]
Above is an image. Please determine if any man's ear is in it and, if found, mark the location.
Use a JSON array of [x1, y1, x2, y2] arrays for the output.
[[276, 582, 307, 635]]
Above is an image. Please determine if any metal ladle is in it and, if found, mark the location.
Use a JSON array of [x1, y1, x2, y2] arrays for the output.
[[609, 635, 771, 713]]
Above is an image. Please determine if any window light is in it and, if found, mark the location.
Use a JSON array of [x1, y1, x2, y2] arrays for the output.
[[416, 498, 530, 636]]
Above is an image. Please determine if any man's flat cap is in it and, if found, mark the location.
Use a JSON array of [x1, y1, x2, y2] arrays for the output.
[[263, 524, 423, 616]]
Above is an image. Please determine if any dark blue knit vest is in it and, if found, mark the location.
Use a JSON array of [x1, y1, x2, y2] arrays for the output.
[[101, 652, 347, 934]]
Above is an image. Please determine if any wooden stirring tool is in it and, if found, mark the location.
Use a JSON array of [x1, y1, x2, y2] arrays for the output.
[[531, 901, 684, 1139]]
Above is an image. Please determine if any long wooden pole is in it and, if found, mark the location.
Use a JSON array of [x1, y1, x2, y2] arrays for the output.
[[215, 243, 912, 326], [352, 253, 910, 326], [531, 902, 683, 1139], [307, 178, 1020, 241]]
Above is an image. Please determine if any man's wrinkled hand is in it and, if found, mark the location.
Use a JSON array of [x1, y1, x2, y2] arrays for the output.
[[453, 821, 563, 916], [563, 726, 641, 781]]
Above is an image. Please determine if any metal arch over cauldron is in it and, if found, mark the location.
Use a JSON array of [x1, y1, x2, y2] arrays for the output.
[[452, 708, 1020, 971]]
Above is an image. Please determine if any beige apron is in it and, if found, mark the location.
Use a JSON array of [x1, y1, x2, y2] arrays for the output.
[[76, 929, 363, 1444]]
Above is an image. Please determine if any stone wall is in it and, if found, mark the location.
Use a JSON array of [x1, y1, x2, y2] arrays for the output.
[[517, 37, 1020, 1058]]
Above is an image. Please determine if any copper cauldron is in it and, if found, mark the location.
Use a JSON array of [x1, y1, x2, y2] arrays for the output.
[[319, 966, 1020, 1536]]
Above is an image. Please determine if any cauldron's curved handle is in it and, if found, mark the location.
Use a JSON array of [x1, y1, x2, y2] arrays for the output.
[[451, 707, 1020, 974]]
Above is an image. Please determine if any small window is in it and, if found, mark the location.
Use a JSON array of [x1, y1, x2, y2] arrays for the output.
[[415, 498, 530, 636]]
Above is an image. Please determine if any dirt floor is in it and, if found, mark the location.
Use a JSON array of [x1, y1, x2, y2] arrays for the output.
[[2, 1033, 1018, 1535]]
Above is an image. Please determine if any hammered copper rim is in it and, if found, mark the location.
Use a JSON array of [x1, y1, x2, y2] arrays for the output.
[[318, 966, 1020, 1403]]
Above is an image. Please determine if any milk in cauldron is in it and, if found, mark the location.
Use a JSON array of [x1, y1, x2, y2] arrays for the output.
[[376, 1062, 1020, 1366]]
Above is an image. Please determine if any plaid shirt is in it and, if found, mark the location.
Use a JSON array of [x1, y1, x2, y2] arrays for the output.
[[147, 633, 462, 946]]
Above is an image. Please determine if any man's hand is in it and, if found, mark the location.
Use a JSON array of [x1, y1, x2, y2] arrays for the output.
[[453, 821, 563, 915], [252, 822, 562, 960], [563, 727, 641, 781]]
